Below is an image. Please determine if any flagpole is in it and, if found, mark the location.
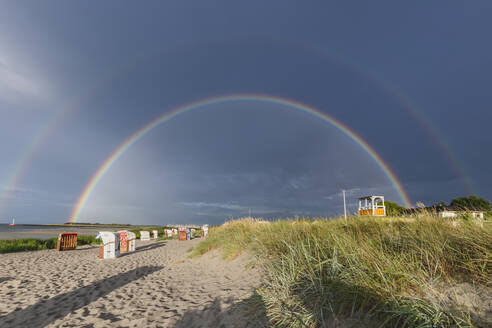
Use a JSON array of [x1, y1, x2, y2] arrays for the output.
[[343, 190, 347, 219]]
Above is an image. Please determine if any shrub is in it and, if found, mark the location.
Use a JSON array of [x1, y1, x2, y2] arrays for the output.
[[0, 235, 100, 253]]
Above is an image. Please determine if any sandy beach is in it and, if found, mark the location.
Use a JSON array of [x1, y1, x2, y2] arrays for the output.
[[0, 239, 264, 327]]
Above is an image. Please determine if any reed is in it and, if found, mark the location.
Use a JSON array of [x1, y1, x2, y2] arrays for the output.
[[192, 217, 491, 327]]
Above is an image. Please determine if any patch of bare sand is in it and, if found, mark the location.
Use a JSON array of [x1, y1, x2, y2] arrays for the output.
[[425, 282, 491, 327], [0, 239, 267, 327]]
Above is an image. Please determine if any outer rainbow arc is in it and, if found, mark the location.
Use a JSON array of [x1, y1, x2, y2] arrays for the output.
[[304, 43, 474, 195], [0, 124, 49, 216], [70, 94, 412, 223]]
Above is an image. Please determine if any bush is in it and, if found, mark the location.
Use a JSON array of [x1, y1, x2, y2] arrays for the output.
[[192, 229, 202, 238], [78, 236, 100, 245], [0, 235, 100, 254]]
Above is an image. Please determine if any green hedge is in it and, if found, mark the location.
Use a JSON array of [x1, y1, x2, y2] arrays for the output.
[[0, 235, 100, 254]]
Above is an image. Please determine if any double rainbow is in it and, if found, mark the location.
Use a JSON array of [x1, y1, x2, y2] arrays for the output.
[[69, 94, 412, 223]]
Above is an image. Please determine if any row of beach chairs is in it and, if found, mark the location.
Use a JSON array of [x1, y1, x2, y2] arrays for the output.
[[98, 230, 160, 259], [97, 231, 136, 259], [56, 225, 210, 258]]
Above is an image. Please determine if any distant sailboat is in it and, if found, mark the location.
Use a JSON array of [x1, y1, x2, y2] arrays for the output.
[[9, 218, 15, 226]]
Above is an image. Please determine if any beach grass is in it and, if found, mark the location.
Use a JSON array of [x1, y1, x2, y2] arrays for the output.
[[192, 217, 491, 327], [0, 236, 100, 254]]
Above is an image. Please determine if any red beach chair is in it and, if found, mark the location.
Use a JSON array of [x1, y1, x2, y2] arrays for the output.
[[56, 233, 78, 251], [178, 227, 187, 241], [117, 231, 129, 252]]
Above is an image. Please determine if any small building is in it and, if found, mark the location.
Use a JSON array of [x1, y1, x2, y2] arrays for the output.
[[358, 196, 386, 216], [403, 205, 485, 219], [437, 207, 484, 219]]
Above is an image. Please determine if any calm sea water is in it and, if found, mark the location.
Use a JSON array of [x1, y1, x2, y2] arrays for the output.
[[0, 224, 103, 240]]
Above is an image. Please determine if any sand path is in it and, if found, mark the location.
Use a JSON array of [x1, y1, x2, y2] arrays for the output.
[[0, 239, 265, 327]]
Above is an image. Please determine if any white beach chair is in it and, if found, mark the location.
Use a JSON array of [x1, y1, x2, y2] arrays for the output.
[[98, 232, 120, 259], [127, 231, 136, 251], [152, 230, 158, 239], [140, 231, 150, 241]]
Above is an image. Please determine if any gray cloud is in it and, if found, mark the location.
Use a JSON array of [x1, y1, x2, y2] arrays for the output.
[[0, 1, 490, 224]]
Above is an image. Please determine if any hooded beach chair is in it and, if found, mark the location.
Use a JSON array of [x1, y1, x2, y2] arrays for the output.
[[98, 232, 120, 259], [140, 231, 150, 241], [56, 233, 78, 251], [127, 231, 136, 251], [117, 231, 129, 252]]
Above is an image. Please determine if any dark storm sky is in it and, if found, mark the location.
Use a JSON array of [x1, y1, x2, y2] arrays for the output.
[[1, 1, 491, 225]]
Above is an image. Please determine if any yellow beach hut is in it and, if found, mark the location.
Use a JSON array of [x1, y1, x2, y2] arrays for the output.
[[358, 196, 386, 216]]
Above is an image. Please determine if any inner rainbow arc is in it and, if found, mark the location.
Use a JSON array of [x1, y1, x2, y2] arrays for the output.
[[70, 94, 412, 223]]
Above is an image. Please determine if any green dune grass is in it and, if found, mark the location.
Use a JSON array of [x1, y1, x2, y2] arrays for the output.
[[192, 217, 491, 327]]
